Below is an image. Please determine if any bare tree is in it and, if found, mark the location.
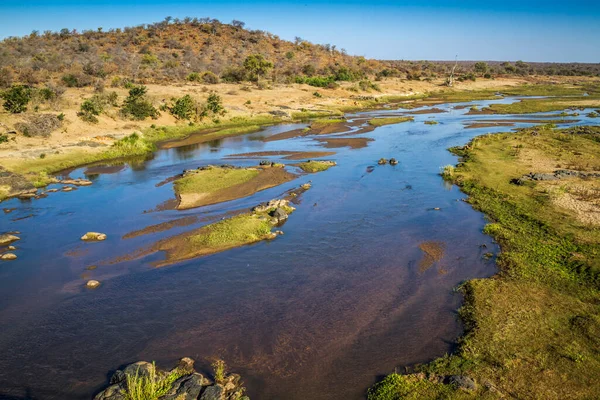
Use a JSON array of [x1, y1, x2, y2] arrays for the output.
[[447, 55, 458, 87]]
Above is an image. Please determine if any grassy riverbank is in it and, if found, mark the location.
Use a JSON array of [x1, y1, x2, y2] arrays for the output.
[[369, 125, 600, 399]]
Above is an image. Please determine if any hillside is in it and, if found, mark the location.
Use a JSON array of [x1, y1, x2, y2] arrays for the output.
[[1, 17, 599, 89]]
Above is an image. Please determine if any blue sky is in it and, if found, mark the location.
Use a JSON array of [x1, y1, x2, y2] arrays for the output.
[[1, 0, 599, 62]]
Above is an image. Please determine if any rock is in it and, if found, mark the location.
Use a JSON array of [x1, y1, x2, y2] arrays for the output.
[[265, 232, 277, 240], [259, 160, 270, 166], [271, 207, 288, 222], [275, 230, 284, 235], [1, 253, 17, 261], [61, 178, 92, 186], [62, 186, 76, 192], [162, 373, 208, 400], [122, 361, 155, 380], [253, 199, 292, 214], [389, 158, 398, 165], [47, 188, 59, 193], [86, 280, 101, 289], [18, 192, 37, 199], [301, 183, 311, 190], [81, 232, 107, 241], [223, 374, 240, 392], [448, 375, 477, 391], [0, 167, 36, 199], [378, 158, 388, 165], [200, 384, 225, 400], [433, 207, 441, 211], [109, 369, 125, 385], [176, 357, 196, 374], [93, 384, 125, 400], [8, 245, 16, 250], [0, 234, 20, 246]]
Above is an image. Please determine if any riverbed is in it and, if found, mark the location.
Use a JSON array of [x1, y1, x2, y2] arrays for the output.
[[0, 97, 596, 399]]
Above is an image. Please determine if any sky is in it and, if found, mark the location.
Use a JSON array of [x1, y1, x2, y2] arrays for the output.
[[1, 0, 599, 63]]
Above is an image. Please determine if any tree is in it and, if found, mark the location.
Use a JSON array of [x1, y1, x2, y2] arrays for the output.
[[1, 85, 32, 113], [474, 62, 488, 74], [243, 54, 273, 81], [231, 20, 245, 29]]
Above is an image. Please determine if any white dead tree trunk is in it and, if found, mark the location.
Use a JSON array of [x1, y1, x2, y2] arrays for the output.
[[447, 56, 458, 87]]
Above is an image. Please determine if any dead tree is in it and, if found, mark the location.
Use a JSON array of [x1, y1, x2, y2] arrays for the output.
[[447, 55, 458, 87]]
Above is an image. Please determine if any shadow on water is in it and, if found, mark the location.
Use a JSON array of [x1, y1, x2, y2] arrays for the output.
[[0, 98, 595, 399]]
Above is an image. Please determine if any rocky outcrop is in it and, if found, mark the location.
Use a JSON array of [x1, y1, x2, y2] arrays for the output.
[[61, 178, 93, 186], [0, 234, 20, 246], [1, 253, 17, 260], [86, 280, 101, 289], [513, 169, 600, 185], [94, 358, 248, 400], [81, 232, 107, 241], [0, 167, 36, 200]]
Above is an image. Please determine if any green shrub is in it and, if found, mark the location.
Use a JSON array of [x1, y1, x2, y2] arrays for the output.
[[121, 362, 185, 400], [0, 134, 9, 144], [221, 67, 247, 83], [295, 76, 335, 88], [202, 71, 219, 84], [168, 95, 199, 120], [205, 92, 225, 116], [1, 85, 32, 113], [243, 54, 274, 81], [77, 92, 118, 123], [120, 85, 159, 120]]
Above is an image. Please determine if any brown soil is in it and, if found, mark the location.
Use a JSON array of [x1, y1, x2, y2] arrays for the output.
[[122, 216, 200, 239], [407, 107, 446, 115], [315, 137, 374, 150], [418, 241, 446, 273], [464, 122, 516, 129], [226, 151, 336, 160], [177, 167, 296, 210], [263, 128, 308, 142], [308, 122, 351, 135]]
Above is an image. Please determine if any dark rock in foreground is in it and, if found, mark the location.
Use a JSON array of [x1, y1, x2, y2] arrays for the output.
[[94, 357, 248, 400]]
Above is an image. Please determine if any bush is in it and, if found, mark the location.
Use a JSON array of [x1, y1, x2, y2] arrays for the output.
[[202, 71, 219, 84], [1, 85, 32, 113], [77, 92, 118, 123], [168, 95, 199, 120], [0, 68, 14, 89], [120, 85, 159, 120], [204, 92, 225, 116], [243, 54, 274, 81], [61, 73, 92, 88], [358, 80, 381, 92], [15, 114, 63, 137], [295, 76, 335, 88], [221, 67, 247, 83], [187, 72, 201, 82]]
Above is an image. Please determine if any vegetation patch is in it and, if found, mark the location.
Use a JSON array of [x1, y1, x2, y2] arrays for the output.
[[174, 165, 296, 209], [297, 160, 336, 173], [368, 116, 414, 127], [370, 125, 600, 399]]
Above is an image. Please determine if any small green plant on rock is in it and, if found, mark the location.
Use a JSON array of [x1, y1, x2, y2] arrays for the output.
[[212, 359, 226, 384], [122, 362, 185, 400], [441, 165, 455, 179]]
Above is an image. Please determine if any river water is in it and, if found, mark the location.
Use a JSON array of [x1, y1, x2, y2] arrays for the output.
[[0, 98, 595, 399]]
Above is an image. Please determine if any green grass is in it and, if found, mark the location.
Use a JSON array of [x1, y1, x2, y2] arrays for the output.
[[122, 362, 186, 400], [291, 110, 343, 120], [188, 214, 273, 249], [424, 120, 439, 125], [174, 167, 259, 196], [368, 373, 470, 400], [370, 125, 600, 399], [368, 116, 414, 127], [310, 118, 346, 125], [483, 96, 600, 114], [499, 84, 591, 97], [297, 160, 336, 173]]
